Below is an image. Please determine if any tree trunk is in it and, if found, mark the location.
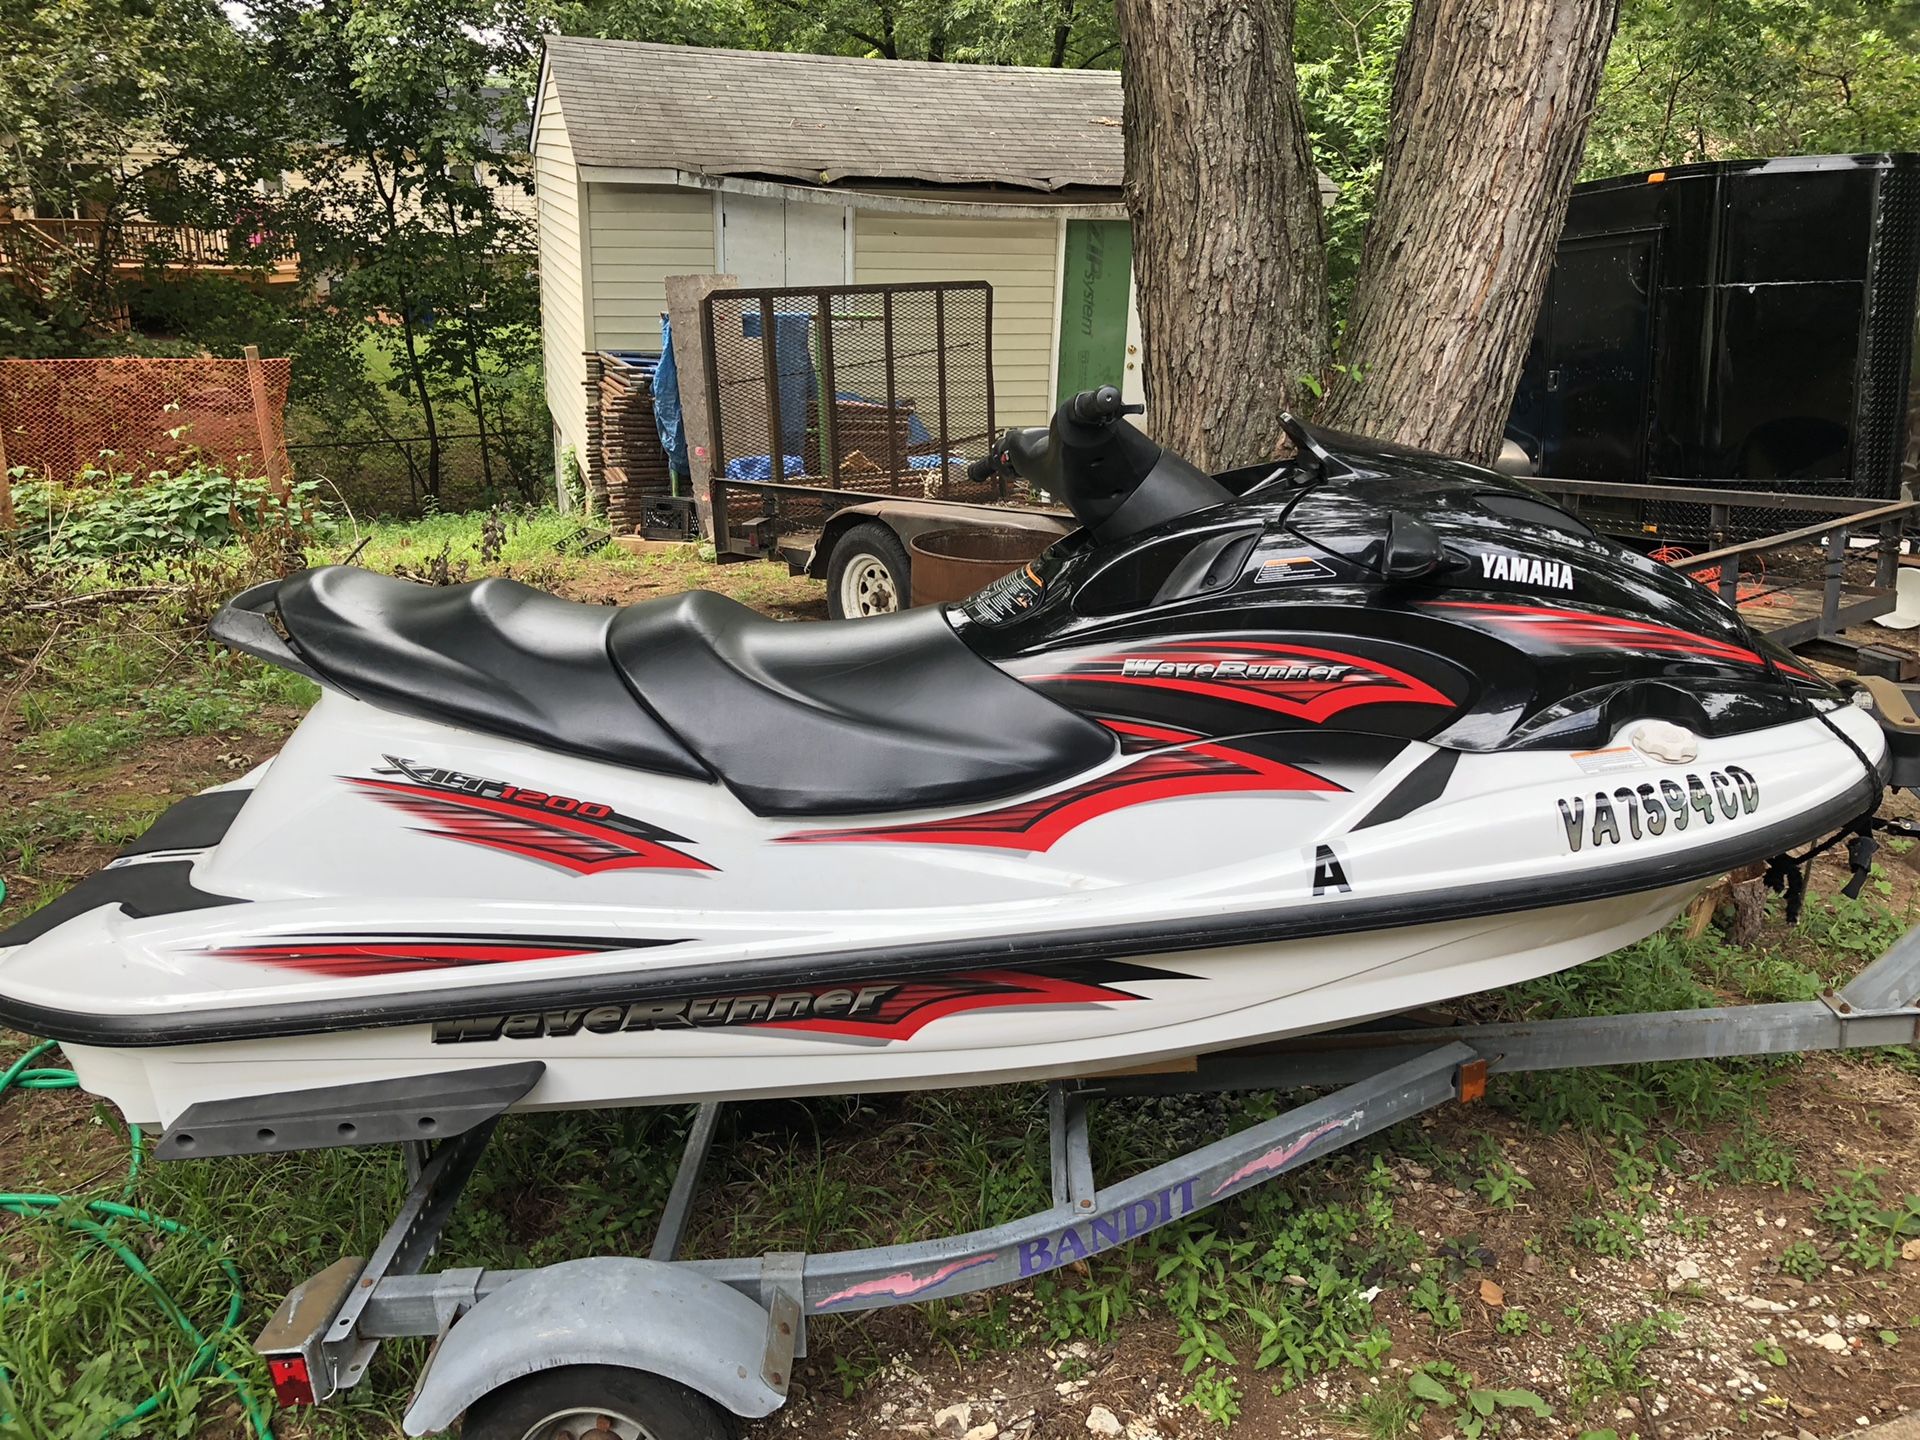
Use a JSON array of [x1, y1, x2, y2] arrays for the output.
[[1049, 0, 1075, 67], [1116, 0, 1329, 470], [1319, 0, 1619, 461]]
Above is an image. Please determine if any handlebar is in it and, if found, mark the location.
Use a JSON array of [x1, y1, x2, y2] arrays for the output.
[[965, 445, 1010, 484], [970, 388, 1142, 483]]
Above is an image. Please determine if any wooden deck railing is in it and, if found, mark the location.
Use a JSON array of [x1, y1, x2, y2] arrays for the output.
[[0, 219, 299, 279]]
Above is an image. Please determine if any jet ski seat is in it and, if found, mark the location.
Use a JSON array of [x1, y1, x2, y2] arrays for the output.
[[607, 589, 1113, 815], [245, 567, 1113, 818], [265, 566, 709, 779]]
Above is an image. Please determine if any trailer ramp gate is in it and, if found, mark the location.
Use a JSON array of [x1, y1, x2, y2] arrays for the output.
[[700, 281, 1025, 561]]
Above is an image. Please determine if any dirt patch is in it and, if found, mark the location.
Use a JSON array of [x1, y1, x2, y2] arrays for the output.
[[551, 550, 829, 620]]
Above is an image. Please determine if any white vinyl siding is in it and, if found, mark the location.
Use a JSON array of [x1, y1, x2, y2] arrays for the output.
[[533, 67, 590, 462], [853, 213, 1059, 427], [587, 186, 715, 352]]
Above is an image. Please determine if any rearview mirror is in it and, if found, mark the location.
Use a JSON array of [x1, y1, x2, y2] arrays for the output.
[[1376, 513, 1444, 581]]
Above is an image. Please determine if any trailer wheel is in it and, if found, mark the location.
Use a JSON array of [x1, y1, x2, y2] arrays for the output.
[[826, 523, 911, 618], [460, 1365, 735, 1440]]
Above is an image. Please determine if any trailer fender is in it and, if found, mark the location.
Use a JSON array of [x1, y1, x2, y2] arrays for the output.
[[401, 1257, 786, 1434], [808, 499, 1070, 578]]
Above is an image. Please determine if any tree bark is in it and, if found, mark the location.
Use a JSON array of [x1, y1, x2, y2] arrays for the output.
[[1319, 0, 1619, 461], [1116, 0, 1329, 470]]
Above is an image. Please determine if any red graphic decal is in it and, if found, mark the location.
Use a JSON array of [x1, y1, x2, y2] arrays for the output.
[[778, 740, 1341, 852], [1022, 640, 1454, 723], [1425, 600, 1816, 677], [1099, 718, 1206, 752], [815, 1255, 998, 1310], [1210, 1113, 1359, 1197], [760, 969, 1152, 1040], [206, 934, 651, 978], [348, 776, 714, 874]]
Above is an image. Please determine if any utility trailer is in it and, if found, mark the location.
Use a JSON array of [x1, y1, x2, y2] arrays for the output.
[[708, 477, 1070, 617], [250, 926, 1920, 1440], [686, 279, 1073, 617]]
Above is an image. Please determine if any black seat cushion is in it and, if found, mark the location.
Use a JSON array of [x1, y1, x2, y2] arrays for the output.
[[610, 592, 1114, 816], [274, 567, 708, 779]]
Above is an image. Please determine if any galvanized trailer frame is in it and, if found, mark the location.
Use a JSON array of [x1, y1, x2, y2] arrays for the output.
[[256, 929, 1920, 1435]]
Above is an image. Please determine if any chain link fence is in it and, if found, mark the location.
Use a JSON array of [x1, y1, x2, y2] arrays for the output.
[[286, 429, 550, 517]]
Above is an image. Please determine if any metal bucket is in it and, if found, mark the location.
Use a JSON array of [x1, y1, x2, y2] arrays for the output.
[[908, 526, 1051, 606]]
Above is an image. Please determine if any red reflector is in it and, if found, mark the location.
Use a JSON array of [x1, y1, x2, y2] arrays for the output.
[[268, 1355, 316, 1408], [1456, 1058, 1489, 1104]]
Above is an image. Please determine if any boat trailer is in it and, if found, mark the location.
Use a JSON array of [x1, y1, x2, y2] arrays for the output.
[[251, 928, 1920, 1438]]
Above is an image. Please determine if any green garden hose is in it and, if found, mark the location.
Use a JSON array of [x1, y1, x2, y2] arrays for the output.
[[0, 1039, 277, 1439]]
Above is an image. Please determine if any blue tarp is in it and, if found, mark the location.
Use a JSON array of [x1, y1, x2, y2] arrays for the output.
[[653, 317, 690, 482], [724, 454, 807, 481], [725, 451, 963, 482], [741, 310, 816, 460]]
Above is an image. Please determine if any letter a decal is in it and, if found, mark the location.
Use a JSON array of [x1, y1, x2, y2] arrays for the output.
[[1312, 844, 1352, 896]]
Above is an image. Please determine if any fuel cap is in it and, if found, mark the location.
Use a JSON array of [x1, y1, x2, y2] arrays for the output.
[[1631, 720, 1699, 764]]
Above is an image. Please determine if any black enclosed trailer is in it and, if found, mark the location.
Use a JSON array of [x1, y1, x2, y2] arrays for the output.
[[1506, 153, 1920, 538]]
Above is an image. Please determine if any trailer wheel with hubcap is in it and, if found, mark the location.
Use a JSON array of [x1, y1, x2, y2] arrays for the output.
[[461, 1365, 734, 1440], [826, 523, 911, 618]]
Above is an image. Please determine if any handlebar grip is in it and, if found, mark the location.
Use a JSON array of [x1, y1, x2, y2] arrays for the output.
[[1067, 385, 1126, 424], [966, 450, 1003, 483]]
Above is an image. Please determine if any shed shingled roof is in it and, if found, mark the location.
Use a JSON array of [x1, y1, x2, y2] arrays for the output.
[[542, 36, 1124, 192]]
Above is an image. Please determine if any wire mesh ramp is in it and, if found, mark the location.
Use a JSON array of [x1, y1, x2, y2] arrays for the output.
[[250, 931, 1920, 1438], [697, 281, 1041, 563], [1530, 480, 1919, 651]]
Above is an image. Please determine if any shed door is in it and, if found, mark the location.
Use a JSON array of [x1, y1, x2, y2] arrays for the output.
[[783, 202, 848, 287], [720, 194, 849, 288], [1055, 219, 1135, 404]]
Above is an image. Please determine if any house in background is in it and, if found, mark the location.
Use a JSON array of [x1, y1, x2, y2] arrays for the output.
[[530, 37, 1149, 476]]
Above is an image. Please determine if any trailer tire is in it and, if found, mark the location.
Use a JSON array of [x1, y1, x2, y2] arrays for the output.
[[826, 523, 911, 618], [460, 1364, 736, 1440]]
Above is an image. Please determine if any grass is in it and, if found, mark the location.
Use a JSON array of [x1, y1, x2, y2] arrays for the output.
[[1, 507, 1917, 1436]]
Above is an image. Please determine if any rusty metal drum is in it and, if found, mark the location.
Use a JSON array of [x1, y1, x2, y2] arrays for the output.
[[908, 526, 1052, 607]]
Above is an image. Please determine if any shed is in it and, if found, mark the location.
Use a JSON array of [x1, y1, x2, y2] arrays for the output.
[[531, 37, 1144, 480]]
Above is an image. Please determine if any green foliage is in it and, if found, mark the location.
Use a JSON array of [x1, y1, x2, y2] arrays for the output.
[[0, 0, 272, 347], [1407, 1270, 1463, 1330], [1182, 1366, 1242, 1426], [1567, 1313, 1680, 1410], [1816, 1169, 1920, 1271], [1566, 1207, 1646, 1260], [9, 461, 324, 560], [1791, 882, 1912, 967], [1587, 0, 1920, 177], [1712, 1123, 1805, 1189], [251, 0, 549, 504], [123, 277, 371, 418], [1495, 1308, 1539, 1337], [549, 0, 1123, 69], [1294, 0, 1410, 323], [1473, 1147, 1535, 1210], [1405, 1363, 1553, 1438]]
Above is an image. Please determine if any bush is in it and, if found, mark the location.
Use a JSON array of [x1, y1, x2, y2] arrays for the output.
[[7, 460, 327, 560]]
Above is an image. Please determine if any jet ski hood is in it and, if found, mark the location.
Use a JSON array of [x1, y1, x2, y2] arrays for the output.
[[958, 423, 1842, 759]]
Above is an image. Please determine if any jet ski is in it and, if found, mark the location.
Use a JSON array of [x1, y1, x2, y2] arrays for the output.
[[0, 388, 1893, 1154]]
